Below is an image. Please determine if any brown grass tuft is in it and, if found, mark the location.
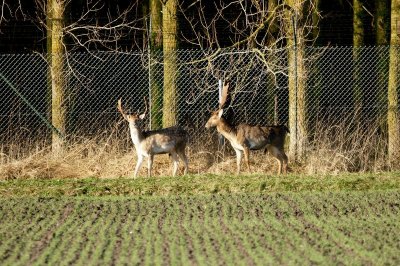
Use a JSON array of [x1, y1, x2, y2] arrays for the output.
[[305, 120, 388, 174], [0, 119, 392, 179]]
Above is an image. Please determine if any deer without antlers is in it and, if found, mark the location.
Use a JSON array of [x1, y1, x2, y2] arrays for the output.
[[117, 98, 189, 178], [205, 81, 289, 174]]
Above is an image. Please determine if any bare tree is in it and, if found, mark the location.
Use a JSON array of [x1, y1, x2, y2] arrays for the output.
[[283, 0, 311, 161], [43, 0, 144, 152], [178, 0, 318, 161], [149, 0, 163, 129], [1, 0, 319, 162], [47, 0, 66, 154], [388, 0, 400, 165], [376, 0, 390, 130], [1, 0, 147, 152], [353, 0, 367, 116], [376, 0, 390, 46], [162, 0, 178, 127]]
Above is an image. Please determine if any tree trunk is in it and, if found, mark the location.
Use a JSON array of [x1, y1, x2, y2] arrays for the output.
[[310, 0, 321, 123], [376, 0, 390, 131], [267, 0, 279, 124], [285, 0, 308, 161], [288, 40, 307, 161], [162, 0, 178, 127], [149, 0, 163, 129], [353, 0, 365, 47], [388, 0, 400, 165], [46, 0, 52, 121], [376, 0, 390, 45], [353, 0, 365, 115], [48, 0, 66, 154]]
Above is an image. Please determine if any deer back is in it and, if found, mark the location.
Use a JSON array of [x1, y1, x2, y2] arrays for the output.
[[261, 125, 289, 149], [235, 124, 274, 150], [141, 126, 188, 154]]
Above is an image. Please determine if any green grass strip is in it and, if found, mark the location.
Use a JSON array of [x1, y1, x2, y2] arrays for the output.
[[1, 171, 400, 197]]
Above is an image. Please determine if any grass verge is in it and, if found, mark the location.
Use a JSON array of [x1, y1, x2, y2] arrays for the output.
[[1, 171, 399, 197]]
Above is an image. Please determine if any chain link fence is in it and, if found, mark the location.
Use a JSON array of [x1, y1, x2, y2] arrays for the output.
[[0, 47, 397, 162]]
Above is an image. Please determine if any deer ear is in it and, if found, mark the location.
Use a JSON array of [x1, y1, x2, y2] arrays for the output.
[[217, 109, 224, 118], [139, 113, 146, 120]]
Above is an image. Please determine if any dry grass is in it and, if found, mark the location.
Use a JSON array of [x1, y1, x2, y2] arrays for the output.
[[0, 136, 282, 180], [305, 120, 388, 174], [0, 119, 392, 180]]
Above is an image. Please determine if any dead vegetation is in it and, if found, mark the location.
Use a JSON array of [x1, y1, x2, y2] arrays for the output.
[[0, 119, 391, 180]]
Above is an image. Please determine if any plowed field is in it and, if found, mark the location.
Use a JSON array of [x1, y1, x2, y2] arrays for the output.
[[1, 191, 399, 265]]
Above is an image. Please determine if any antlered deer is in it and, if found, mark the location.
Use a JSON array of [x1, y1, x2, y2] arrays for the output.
[[205, 82, 289, 174], [117, 99, 189, 178]]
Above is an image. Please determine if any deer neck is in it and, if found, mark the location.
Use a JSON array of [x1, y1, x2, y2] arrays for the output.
[[128, 122, 145, 146], [216, 118, 237, 140]]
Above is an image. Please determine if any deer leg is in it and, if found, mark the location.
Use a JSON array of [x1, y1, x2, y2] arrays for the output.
[[268, 146, 288, 175], [134, 155, 144, 178], [147, 154, 154, 177], [277, 158, 282, 175], [171, 152, 179, 177], [276, 152, 289, 174], [178, 151, 189, 175], [282, 153, 288, 174], [243, 147, 251, 173], [234, 149, 242, 174]]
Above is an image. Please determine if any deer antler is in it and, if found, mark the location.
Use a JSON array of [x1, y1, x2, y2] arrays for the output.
[[117, 99, 128, 120], [219, 81, 229, 109], [142, 97, 148, 116]]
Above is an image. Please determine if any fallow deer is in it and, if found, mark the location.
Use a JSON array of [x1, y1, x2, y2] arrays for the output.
[[205, 82, 289, 174], [117, 99, 189, 178]]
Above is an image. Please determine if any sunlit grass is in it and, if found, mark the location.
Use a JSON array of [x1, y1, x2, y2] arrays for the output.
[[1, 171, 400, 197]]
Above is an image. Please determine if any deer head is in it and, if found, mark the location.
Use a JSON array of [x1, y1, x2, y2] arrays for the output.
[[117, 98, 147, 125], [205, 109, 224, 128], [205, 81, 229, 129]]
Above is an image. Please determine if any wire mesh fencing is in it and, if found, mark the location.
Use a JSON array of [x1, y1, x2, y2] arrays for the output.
[[0, 46, 398, 164]]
